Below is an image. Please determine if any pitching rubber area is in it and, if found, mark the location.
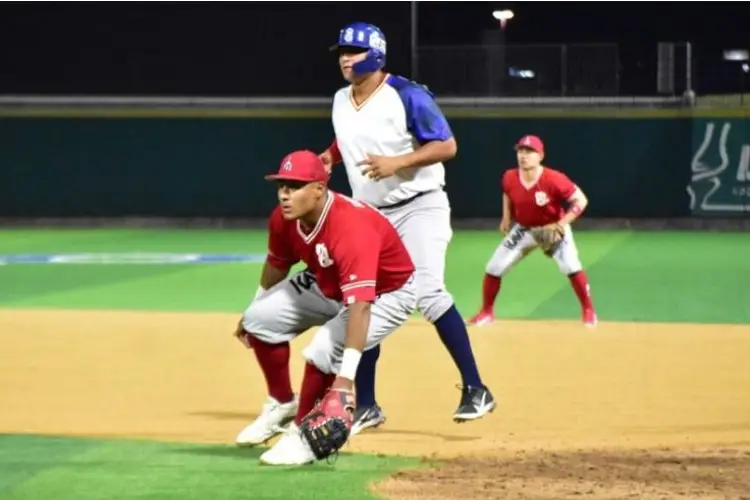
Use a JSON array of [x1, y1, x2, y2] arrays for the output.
[[2, 309, 750, 499]]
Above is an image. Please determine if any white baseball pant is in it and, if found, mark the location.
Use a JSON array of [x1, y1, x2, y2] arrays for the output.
[[379, 190, 454, 322], [241, 270, 416, 374], [485, 223, 583, 277]]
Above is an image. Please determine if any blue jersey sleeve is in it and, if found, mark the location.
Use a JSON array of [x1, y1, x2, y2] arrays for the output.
[[387, 75, 453, 144]]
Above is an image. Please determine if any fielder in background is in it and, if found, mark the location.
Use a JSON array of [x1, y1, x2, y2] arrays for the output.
[[467, 135, 598, 328], [234, 150, 416, 466], [319, 21, 495, 434]]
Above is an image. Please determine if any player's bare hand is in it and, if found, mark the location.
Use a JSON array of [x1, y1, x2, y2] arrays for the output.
[[319, 150, 334, 174], [233, 319, 252, 349], [499, 218, 511, 233], [358, 154, 403, 181]]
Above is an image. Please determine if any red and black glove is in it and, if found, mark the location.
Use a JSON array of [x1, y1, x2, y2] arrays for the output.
[[299, 388, 355, 461]]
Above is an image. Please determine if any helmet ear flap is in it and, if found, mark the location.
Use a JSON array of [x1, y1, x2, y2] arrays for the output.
[[351, 48, 386, 75]]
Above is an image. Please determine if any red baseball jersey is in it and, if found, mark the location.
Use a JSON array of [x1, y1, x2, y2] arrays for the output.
[[266, 191, 415, 304], [502, 167, 578, 227]]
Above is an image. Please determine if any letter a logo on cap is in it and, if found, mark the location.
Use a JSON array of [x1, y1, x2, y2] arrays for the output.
[[523, 136, 532, 146], [282, 159, 293, 172]]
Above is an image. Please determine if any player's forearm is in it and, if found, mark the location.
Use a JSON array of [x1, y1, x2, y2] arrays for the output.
[[344, 302, 370, 355], [559, 189, 588, 226], [396, 137, 457, 170], [334, 301, 371, 390], [322, 139, 342, 167], [502, 193, 512, 220], [259, 261, 290, 291]]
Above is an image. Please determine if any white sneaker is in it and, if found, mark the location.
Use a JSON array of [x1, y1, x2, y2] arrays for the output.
[[259, 424, 317, 466], [235, 395, 298, 447]]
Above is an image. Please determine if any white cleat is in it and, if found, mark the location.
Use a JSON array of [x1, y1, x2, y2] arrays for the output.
[[259, 423, 317, 466], [235, 395, 298, 447]]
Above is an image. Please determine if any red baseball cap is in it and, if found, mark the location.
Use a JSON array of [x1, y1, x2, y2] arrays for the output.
[[264, 150, 330, 183], [514, 135, 545, 154]]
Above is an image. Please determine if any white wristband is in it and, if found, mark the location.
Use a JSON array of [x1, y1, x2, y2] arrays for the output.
[[339, 348, 362, 381], [254, 286, 266, 301]]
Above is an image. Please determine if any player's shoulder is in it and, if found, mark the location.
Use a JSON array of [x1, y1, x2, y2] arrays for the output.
[[270, 204, 284, 221], [502, 167, 519, 184], [386, 74, 433, 93], [540, 167, 576, 193], [332, 85, 352, 104], [330, 193, 381, 228], [385, 74, 436, 102], [542, 165, 564, 176], [324, 194, 371, 243], [329, 192, 366, 219], [541, 166, 571, 182]]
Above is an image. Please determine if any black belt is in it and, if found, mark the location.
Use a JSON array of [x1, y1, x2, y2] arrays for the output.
[[376, 189, 438, 210]]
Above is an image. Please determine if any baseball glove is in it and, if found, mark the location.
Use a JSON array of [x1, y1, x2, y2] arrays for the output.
[[299, 388, 355, 462], [530, 223, 565, 254]]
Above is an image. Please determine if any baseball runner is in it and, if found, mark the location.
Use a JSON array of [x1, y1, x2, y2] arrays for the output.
[[467, 135, 598, 327], [319, 21, 495, 434], [233, 150, 416, 466]]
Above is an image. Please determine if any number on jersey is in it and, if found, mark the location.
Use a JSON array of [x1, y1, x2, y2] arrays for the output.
[[289, 271, 316, 295]]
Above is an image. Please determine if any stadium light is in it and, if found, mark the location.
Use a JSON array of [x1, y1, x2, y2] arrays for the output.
[[492, 10, 514, 29]]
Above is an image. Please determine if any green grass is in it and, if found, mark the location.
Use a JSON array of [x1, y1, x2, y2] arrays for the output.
[[0, 228, 748, 499], [2, 229, 748, 322], [0, 435, 421, 500]]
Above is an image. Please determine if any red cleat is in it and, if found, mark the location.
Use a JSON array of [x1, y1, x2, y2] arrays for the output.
[[467, 310, 495, 327], [582, 308, 598, 328]]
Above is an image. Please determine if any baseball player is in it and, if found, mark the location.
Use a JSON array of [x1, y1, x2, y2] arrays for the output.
[[319, 21, 495, 434], [467, 135, 598, 327], [233, 150, 416, 466]]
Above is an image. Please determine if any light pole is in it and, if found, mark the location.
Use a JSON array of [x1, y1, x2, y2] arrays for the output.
[[723, 49, 749, 105], [410, 1, 418, 80], [486, 10, 514, 96]]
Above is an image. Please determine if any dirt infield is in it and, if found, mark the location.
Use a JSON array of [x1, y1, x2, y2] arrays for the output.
[[2, 309, 750, 499], [375, 445, 750, 499]]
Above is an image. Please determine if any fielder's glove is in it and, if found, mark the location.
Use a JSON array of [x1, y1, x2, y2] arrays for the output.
[[299, 388, 355, 462], [530, 223, 565, 254]]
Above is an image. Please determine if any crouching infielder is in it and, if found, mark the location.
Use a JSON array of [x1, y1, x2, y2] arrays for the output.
[[234, 150, 416, 466]]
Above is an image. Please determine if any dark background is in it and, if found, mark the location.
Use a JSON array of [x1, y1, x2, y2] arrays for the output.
[[0, 2, 745, 97]]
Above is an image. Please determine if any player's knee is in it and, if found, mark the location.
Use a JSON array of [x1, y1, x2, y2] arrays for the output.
[[416, 287, 454, 322], [557, 259, 582, 276], [241, 298, 283, 344], [301, 340, 339, 375], [485, 259, 510, 278]]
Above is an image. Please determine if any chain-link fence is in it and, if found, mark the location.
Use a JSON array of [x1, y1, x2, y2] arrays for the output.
[[415, 41, 749, 106], [416, 43, 620, 97]]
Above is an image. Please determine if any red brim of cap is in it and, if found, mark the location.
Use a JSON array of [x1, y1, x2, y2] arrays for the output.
[[514, 143, 542, 152], [264, 173, 327, 182]]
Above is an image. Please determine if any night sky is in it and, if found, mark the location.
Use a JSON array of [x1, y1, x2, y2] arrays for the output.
[[0, 2, 744, 96]]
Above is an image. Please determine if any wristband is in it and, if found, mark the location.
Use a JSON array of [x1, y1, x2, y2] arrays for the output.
[[339, 348, 363, 381], [566, 204, 583, 217]]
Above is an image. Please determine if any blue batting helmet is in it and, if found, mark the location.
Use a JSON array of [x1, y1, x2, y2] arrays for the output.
[[329, 22, 387, 75]]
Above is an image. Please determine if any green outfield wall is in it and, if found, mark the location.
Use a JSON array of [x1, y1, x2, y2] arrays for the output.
[[2, 108, 748, 218]]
